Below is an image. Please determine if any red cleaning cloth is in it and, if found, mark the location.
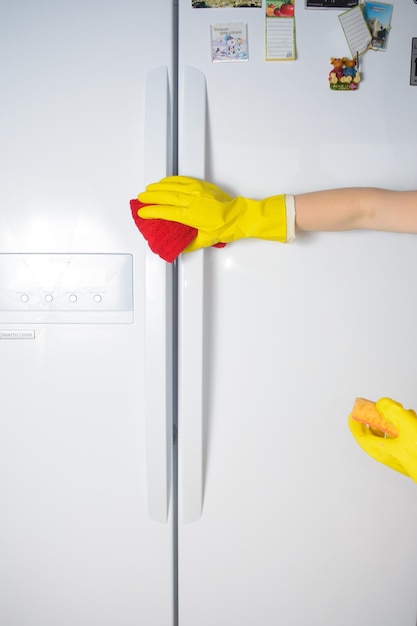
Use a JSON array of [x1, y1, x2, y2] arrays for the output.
[[130, 199, 225, 263]]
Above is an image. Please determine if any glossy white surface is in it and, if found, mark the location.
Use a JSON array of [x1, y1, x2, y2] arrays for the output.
[[2, 1, 417, 624], [178, 67, 207, 522], [177, 1, 417, 624], [0, 253, 133, 323], [144, 67, 173, 523], [179, 249, 205, 522], [0, 2, 174, 624]]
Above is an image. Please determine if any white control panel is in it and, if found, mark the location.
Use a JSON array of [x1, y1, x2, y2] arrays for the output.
[[0, 254, 133, 323]]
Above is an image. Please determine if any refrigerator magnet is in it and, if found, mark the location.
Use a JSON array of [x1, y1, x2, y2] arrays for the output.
[[193, 0, 261, 6], [329, 57, 360, 90], [210, 23, 248, 62], [265, 2, 296, 61], [305, 0, 358, 7], [266, 1, 294, 16], [363, 2, 393, 52], [338, 6, 372, 57]]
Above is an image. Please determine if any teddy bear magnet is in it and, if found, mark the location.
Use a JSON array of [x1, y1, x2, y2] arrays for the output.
[[329, 57, 361, 91]]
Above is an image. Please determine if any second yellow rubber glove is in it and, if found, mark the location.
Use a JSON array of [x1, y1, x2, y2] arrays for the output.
[[348, 397, 417, 483], [138, 176, 292, 252]]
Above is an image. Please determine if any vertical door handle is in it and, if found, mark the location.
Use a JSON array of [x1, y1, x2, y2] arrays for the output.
[[178, 67, 207, 522], [144, 67, 173, 523]]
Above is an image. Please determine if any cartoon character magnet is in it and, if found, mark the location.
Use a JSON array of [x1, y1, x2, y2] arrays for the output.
[[329, 57, 361, 90], [211, 23, 248, 63]]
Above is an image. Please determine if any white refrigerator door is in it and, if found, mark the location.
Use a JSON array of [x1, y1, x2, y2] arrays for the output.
[[0, 3, 175, 625], [177, 2, 417, 625]]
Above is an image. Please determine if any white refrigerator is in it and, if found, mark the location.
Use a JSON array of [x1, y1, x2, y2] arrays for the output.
[[1, 1, 417, 625]]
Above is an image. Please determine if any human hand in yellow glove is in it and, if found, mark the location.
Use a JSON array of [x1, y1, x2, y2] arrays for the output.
[[138, 176, 292, 252], [348, 397, 417, 483]]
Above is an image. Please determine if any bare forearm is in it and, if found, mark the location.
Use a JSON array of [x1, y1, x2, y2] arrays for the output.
[[294, 188, 417, 234]]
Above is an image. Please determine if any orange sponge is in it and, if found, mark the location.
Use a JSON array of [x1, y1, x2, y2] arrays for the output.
[[350, 397, 399, 438]]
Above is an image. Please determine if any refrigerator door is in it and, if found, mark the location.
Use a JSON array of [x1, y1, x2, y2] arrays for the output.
[[177, 2, 417, 625], [0, 3, 175, 625]]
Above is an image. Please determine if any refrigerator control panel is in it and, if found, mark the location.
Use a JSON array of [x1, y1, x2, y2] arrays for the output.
[[0, 253, 133, 324]]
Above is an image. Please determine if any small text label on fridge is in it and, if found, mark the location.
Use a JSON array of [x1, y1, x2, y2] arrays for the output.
[[0, 329, 35, 340]]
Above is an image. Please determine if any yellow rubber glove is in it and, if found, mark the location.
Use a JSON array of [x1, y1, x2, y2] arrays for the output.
[[138, 176, 289, 252], [348, 397, 417, 482]]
